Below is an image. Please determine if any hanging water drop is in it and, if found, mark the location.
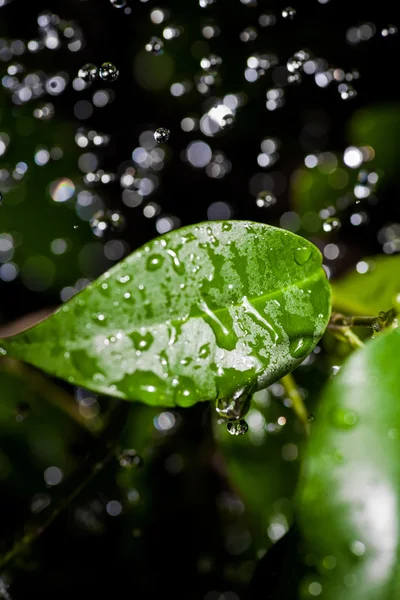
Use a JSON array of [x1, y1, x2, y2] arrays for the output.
[[308, 413, 315, 423], [110, 0, 126, 7], [154, 128, 170, 143], [78, 63, 98, 83], [323, 217, 341, 233], [119, 449, 143, 468], [256, 191, 276, 208], [282, 7, 296, 19], [145, 36, 164, 56], [99, 62, 119, 82], [227, 420, 249, 436]]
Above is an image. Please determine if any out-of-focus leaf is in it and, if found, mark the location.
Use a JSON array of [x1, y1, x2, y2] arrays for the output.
[[0, 221, 331, 406], [0, 99, 97, 291], [331, 254, 400, 315], [297, 328, 400, 600], [348, 103, 400, 176], [215, 386, 303, 549], [290, 154, 357, 220]]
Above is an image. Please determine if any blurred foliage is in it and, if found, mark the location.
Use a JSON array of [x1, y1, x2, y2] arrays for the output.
[[332, 254, 400, 315]]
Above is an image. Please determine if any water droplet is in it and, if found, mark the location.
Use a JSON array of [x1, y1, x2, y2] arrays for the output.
[[216, 387, 252, 421], [289, 336, 313, 359], [308, 413, 315, 422], [381, 25, 398, 37], [282, 7, 296, 19], [146, 253, 165, 271], [110, 0, 126, 7], [227, 420, 248, 436], [78, 63, 98, 83], [200, 54, 222, 71], [287, 49, 309, 72], [90, 209, 125, 237], [221, 114, 235, 130], [145, 36, 164, 56], [99, 62, 119, 82], [330, 408, 358, 429], [119, 449, 143, 468], [199, 343, 211, 359], [256, 190, 276, 208], [240, 26, 258, 42], [154, 128, 170, 143], [294, 246, 312, 265], [349, 540, 366, 556], [323, 217, 341, 233]]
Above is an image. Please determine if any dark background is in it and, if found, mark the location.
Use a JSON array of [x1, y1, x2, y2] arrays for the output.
[[0, 1, 399, 598]]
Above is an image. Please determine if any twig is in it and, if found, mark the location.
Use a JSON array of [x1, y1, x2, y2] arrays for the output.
[[0, 357, 96, 431], [0, 400, 130, 572], [281, 372, 310, 433], [328, 324, 365, 350]]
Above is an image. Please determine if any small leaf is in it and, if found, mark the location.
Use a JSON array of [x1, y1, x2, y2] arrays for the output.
[[297, 328, 400, 599], [332, 254, 400, 315], [0, 221, 331, 406]]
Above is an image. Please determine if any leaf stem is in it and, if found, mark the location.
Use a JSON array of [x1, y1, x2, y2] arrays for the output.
[[281, 373, 310, 433], [0, 400, 130, 572], [0, 357, 97, 431], [328, 324, 365, 350]]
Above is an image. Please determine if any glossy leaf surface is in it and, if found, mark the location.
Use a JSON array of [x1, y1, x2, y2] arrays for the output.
[[297, 328, 400, 599], [332, 254, 400, 315], [0, 221, 331, 406]]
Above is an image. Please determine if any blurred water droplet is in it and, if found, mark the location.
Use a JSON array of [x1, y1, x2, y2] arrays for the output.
[[381, 25, 398, 37], [145, 36, 164, 55], [119, 449, 143, 468], [90, 209, 125, 237], [287, 49, 309, 72], [323, 217, 341, 233], [78, 63, 98, 83], [308, 413, 315, 422], [282, 7, 296, 19], [294, 246, 312, 265], [99, 62, 119, 82], [330, 408, 358, 429], [154, 127, 170, 143], [200, 53, 222, 71], [256, 190, 276, 208], [110, 0, 126, 7], [227, 420, 248, 436]]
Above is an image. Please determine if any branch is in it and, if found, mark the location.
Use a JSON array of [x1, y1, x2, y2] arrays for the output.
[[281, 373, 310, 433]]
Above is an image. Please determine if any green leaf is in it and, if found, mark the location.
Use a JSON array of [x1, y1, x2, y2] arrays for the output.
[[332, 254, 400, 315], [348, 103, 400, 177], [297, 328, 400, 599], [0, 221, 331, 406]]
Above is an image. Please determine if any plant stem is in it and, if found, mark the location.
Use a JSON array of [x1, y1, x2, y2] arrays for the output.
[[0, 400, 130, 572], [328, 324, 365, 350], [0, 357, 97, 431], [330, 313, 376, 328], [281, 373, 309, 433]]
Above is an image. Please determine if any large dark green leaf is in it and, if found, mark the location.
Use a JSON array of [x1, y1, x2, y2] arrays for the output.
[[332, 254, 400, 315], [0, 221, 331, 406], [297, 328, 400, 599]]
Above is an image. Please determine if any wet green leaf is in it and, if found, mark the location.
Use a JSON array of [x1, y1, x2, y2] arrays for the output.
[[297, 328, 400, 599], [332, 254, 400, 315], [0, 221, 331, 406]]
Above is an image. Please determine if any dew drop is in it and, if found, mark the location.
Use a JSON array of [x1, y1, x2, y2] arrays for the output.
[[330, 408, 358, 429], [99, 62, 119, 82], [282, 7, 296, 19], [256, 190, 276, 208], [78, 63, 98, 83], [154, 128, 170, 143], [294, 246, 312, 265], [119, 449, 143, 468], [146, 253, 165, 271], [227, 420, 248, 436], [323, 217, 341, 233], [145, 36, 164, 56]]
